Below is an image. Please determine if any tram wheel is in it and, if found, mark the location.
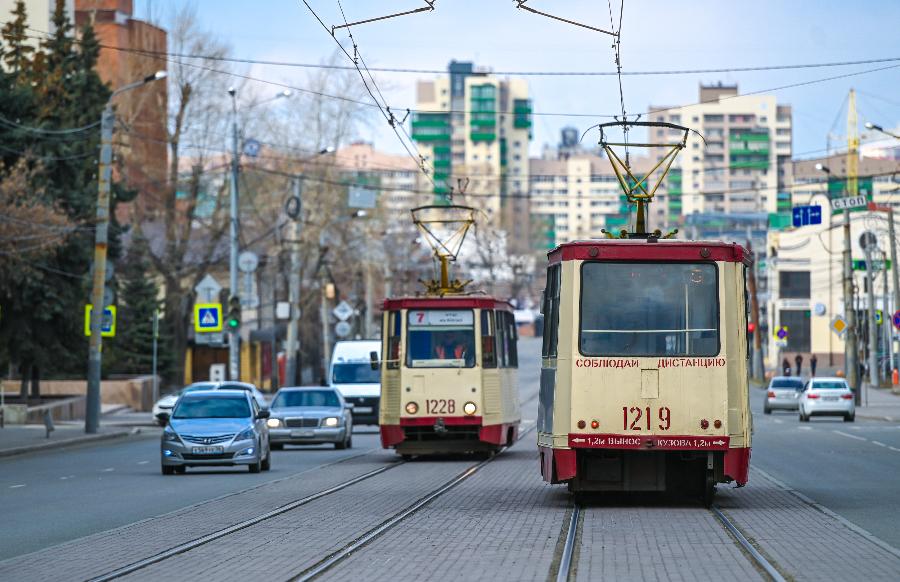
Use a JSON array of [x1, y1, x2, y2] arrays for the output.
[[702, 471, 716, 508]]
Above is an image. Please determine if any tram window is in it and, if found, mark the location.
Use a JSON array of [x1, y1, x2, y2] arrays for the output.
[[579, 262, 719, 357], [542, 265, 561, 358], [386, 311, 401, 369], [406, 310, 476, 368], [481, 311, 498, 368], [502, 311, 519, 367]]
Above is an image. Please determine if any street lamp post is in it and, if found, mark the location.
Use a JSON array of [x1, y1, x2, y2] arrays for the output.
[[86, 71, 167, 434]]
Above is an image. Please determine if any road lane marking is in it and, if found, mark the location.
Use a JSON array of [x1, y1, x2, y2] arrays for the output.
[[773, 419, 783, 424], [102, 468, 115, 472], [872, 441, 888, 447], [889, 446, 900, 453], [9, 484, 25, 489], [797, 426, 812, 430], [834, 430, 867, 441], [137, 461, 149, 465]]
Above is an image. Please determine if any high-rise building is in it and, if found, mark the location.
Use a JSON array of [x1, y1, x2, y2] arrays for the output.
[[0, 0, 73, 36], [648, 83, 793, 224], [412, 61, 532, 253]]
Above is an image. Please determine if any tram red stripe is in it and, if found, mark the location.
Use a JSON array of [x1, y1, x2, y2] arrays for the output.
[[399, 416, 483, 426], [567, 433, 730, 450], [548, 240, 752, 266], [382, 297, 513, 310], [724, 447, 751, 486]]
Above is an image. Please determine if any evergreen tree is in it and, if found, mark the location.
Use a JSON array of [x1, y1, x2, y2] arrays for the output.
[[106, 238, 174, 377], [1, 1, 34, 78]]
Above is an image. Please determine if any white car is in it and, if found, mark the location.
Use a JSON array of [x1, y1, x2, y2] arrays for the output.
[[798, 377, 855, 422], [153, 382, 268, 426]]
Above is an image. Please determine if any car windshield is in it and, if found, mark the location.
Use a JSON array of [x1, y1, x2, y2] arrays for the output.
[[579, 262, 719, 357], [332, 363, 380, 384], [771, 379, 803, 389], [173, 396, 250, 419], [273, 390, 341, 408], [183, 383, 216, 394], [812, 381, 848, 389], [218, 383, 252, 392], [406, 310, 476, 368]]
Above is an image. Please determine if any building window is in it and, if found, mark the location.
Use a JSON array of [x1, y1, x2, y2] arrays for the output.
[[779, 309, 811, 352], [779, 271, 810, 299]]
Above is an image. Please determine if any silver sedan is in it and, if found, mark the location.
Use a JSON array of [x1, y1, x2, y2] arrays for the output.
[[764, 376, 805, 413], [160, 390, 272, 474], [266, 387, 353, 450]]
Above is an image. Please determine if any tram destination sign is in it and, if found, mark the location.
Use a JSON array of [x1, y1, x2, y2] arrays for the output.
[[568, 434, 730, 450], [408, 310, 474, 326]]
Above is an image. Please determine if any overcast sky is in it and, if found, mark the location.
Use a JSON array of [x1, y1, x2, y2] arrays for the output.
[[136, 0, 900, 159]]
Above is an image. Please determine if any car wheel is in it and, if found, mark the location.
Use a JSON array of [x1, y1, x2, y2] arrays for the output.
[[844, 413, 855, 422], [261, 448, 271, 471], [335, 439, 347, 450], [248, 458, 262, 473], [799, 412, 809, 422], [175, 466, 187, 474], [161, 465, 175, 475], [346, 435, 353, 449], [764, 406, 771, 415]]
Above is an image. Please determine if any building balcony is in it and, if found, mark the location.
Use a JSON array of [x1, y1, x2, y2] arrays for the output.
[[729, 147, 769, 156], [729, 160, 769, 170], [470, 132, 496, 142]]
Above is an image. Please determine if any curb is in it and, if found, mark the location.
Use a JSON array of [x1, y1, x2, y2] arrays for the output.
[[856, 413, 899, 423], [0, 427, 143, 459]]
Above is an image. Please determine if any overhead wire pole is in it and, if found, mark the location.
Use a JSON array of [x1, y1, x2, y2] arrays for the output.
[[85, 71, 166, 434], [285, 178, 303, 387], [228, 88, 241, 381]]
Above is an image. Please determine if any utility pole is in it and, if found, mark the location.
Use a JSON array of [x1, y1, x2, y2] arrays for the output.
[[843, 206, 860, 401], [863, 240, 880, 388], [285, 178, 302, 386], [320, 276, 332, 384], [883, 251, 893, 376], [228, 88, 241, 381], [85, 72, 166, 434], [152, 309, 159, 404], [888, 209, 900, 372]]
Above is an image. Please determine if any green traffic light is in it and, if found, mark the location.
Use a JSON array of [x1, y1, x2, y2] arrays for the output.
[[227, 318, 240, 329]]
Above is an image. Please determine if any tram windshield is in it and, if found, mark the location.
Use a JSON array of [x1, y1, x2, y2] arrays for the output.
[[407, 309, 476, 368], [579, 262, 719, 357]]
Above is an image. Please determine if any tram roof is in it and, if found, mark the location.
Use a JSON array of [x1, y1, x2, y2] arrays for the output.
[[548, 239, 752, 266], [382, 296, 514, 311]]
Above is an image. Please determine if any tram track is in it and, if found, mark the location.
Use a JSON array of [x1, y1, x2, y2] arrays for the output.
[[549, 498, 787, 582], [86, 390, 540, 582]]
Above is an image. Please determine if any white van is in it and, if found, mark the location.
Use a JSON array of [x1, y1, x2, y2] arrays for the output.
[[329, 340, 382, 425]]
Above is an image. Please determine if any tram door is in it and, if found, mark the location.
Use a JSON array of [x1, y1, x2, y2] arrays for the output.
[[538, 265, 561, 433]]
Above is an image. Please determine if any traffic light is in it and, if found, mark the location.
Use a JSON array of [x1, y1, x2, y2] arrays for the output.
[[227, 296, 241, 331], [747, 322, 756, 335]]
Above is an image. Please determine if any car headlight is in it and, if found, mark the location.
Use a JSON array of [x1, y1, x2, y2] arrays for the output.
[[163, 429, 180, 442], [266, 418, 282, 428], [405, 402, 418, 414], [235, 427, 255, 441], [463, 401, 477, 416], [323, 417, 340, 427]]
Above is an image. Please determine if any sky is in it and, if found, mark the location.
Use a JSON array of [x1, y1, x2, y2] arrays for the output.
[[135, 0, 900, 159]]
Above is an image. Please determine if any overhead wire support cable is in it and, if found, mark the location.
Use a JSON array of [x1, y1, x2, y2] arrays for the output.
[[515, 1, 617, 36], [330, 1, 435, 33]]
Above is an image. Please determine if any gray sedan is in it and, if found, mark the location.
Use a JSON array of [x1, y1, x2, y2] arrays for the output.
[[267, 387, 353, 450], [764, 376, 805, 413], [160, 390, 272, 474]]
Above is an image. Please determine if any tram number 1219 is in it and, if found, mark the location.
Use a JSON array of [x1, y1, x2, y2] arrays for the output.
[[623, 406, 671, 431]]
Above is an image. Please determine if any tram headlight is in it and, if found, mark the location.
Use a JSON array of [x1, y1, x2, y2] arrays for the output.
[[463, 401, 477, 416], [405, 402, 419, 415]]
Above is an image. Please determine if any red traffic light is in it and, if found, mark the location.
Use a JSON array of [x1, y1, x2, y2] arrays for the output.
[[747, 322, 756, 333]]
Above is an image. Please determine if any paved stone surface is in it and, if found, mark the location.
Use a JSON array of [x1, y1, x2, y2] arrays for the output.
[[317, 432, 564, 582], [718, 468, 900, 582], [576, 502, 763, 581], [118, 458, 476, 581], [0, 450, 397, 582]]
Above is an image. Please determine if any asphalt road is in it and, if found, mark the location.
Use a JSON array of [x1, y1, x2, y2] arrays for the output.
[[749, 385, 900, 547], [2, 338, 899, 567]]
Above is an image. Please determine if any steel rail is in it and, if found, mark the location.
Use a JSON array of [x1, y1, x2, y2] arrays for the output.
[[287, 424, 538, 581], [555, 504, 581, 582], [711, 505, 787, 582], [87, 461, 401, 582]]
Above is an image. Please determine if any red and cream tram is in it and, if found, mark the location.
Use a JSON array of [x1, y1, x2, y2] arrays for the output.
[[537, 239, 752, 503], [378, 296, 521, 456]]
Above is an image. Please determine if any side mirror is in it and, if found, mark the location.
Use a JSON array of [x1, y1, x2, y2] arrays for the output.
[[257, 409, 270, 420], [370, 351, 380, 371], [156, 412, 170, 425]]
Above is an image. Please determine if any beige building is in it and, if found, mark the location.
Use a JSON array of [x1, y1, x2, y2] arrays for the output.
[[412, 61, 532, 253], [649, 83, 793, 224], [332, 141, 428, 215], [766, 155, 900, 368]]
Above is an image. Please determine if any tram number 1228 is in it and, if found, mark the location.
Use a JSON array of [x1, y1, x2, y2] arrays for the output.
[[623, 406, 671, 431], [427, 399, 456, 414]]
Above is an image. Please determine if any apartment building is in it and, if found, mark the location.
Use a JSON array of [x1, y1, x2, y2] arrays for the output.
[[332, 141, 428, 215], [648, 83, 793, 223], [411, 61, 532, 253]]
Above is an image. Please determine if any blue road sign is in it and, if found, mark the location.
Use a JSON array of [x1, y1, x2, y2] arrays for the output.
[[194, 303, 223, 332], [792, 205, 823, 228]]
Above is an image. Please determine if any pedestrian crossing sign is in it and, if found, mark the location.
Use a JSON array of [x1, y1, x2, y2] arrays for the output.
[[194, 303, 223, 332]]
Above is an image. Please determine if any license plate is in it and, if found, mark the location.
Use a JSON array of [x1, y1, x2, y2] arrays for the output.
[[291, 430, 314, 438], [823, 397, 839, 402], [192, 446, 223, 455], [353, 406, 373, 414]]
